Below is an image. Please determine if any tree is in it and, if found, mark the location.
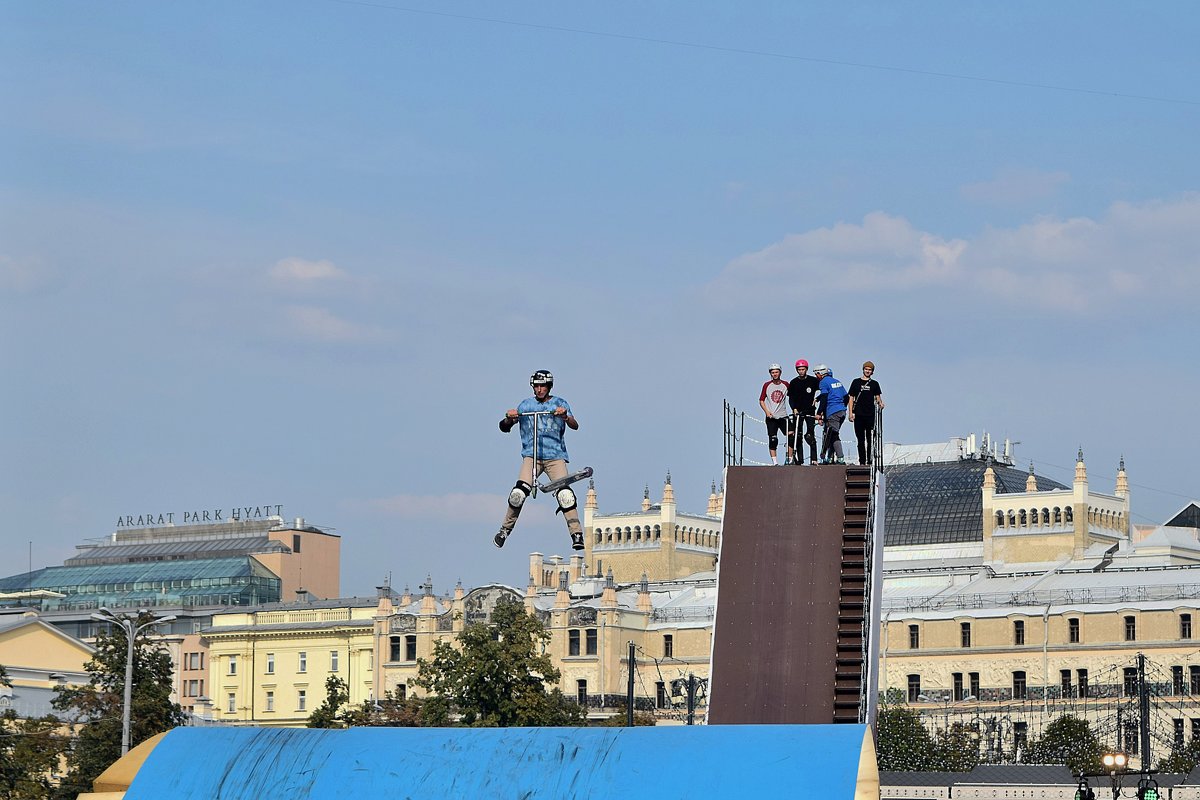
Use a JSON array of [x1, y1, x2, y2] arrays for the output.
[[339, 690, 425, 728], [1158, 737, 1200, 773], [413, 599, 586, 727], [1023, 715, 1105, 774], [51, 614, 187, 798], [931, 721, 981, 772], [0, 664, 69, 800], [307, 676, 351, 729], [875, 689, 936, 770]]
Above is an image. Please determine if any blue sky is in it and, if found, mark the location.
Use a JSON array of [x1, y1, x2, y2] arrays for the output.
[[3, 2, 1199, 596]]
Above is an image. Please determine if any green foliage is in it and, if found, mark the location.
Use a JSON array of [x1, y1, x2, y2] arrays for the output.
[[875, 690, 936, 770], [306, 676, 351, 729], [413, 599, 586, 727], [340, 690, 425, 728], [50, 615, 187, 798], [1157, 737, 1200, 773], [1023, 715, 1105, 774], [930, 721, 981, 772], [0, 666, 67, 800]]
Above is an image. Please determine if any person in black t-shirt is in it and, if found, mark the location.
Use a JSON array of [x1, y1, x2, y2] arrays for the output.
[[847, 361, 885, 466], [787, 359, 821, 465]]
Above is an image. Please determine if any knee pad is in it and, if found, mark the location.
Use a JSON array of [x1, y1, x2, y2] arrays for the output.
[[555, 487, 578, 515], [508, 480, 532, 509], [768, 435, 779, 449]]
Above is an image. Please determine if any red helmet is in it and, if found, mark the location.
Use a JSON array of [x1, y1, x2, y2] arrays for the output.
[[795, 359, 809, 369]]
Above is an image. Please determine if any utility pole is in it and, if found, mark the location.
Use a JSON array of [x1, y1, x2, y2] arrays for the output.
[[627, 641, 636, 727], [1138, 653, 1152, 768]]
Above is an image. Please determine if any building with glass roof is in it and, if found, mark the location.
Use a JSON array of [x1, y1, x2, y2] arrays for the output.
[[0, 511, 340, 715]]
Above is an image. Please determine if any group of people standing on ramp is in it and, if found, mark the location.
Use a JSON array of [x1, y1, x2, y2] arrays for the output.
[[758, 360, 884, 467]]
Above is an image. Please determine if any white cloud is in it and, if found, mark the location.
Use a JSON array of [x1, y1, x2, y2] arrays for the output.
[[281, 305, 379, 343], [707, 194, 1200, 313], [269, 257, 347, 284], [961, 168, 1070, 206]]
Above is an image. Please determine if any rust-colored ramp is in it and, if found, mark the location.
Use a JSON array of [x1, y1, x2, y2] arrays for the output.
[[708, 464, 875, 724]]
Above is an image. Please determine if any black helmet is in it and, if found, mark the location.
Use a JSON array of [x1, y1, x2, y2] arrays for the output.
[[530, 369, 554, 388]]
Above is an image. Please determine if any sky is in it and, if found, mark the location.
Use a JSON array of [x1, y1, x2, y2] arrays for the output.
[[3, 2, 1199, 597]]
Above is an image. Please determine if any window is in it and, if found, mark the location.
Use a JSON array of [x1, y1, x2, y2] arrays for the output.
[[1184, 614, 1193, 640], [586, 629, 597, 656], [1124, 667, 1138, 697], [1078, 669, 1089, 698], [1192, 718, 1200, 743], [576, 679, 588, 706], [960, 622, 971, 648], [1191, 666, 1200, 695], [227, 693, 236, 713], [1176, 719, 1186, 748], [909, 625, 920, 649], [186, 652, 203, 670], [568, 630, 580, 656], [656, 681, 667, 708], [265, 691, 275, 712], [1125, 722, 1139, 754], [969, 672, 980, 699], [293, 534, 301, 553], [1012, 671, 1027, 700], [330, 651, 339, 672], [298, 689, 307, 712], [1014, 620, 1025, 645], [907, 674, 921, 703], [1014, 721, 1028, 751], [952, 673, 964, 701], [405, 635, 417, 661], [389, 636, 401, 662], [228, 655, 238, 676], [266, 653, 275, 674], [185, 679, 201, 697], [298, 652, 307, 673], [664, 634, 674, 658], [1061, 669, 1072, 697], [1068, 618, 1081, 644], [396, 684, 407, 701], [1174, 665, 1185, 695], [1125, 615, 1137, 642]]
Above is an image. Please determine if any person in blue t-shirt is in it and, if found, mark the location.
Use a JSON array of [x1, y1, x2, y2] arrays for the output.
[[494, 369, 584, 551], [814, 365, 848, 464]]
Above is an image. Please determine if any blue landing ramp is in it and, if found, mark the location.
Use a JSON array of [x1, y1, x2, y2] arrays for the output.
[[122, 724, 877, 800]]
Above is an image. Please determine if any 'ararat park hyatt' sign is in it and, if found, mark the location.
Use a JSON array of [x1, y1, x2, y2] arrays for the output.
[[115, 504, 284, 529]]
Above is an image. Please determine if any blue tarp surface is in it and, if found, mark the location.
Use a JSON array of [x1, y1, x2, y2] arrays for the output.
[[125, 724, 870, 799]]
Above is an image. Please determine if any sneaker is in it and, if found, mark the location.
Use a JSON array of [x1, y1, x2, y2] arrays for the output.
[[571, 531, 585, 551], [835, 457, 846, 465], [810, 459, 818, 466], [493, 529, 510, 548]]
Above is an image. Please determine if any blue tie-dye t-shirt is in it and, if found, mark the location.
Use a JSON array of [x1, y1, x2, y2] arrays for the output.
[[516, 396, 573, 460]]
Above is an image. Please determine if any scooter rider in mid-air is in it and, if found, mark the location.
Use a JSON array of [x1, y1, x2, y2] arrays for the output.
[[495, 370, 585, 551]]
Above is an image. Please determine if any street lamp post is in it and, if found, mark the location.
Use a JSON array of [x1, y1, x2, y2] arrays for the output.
[[1102, 752, 1128, 799], [90, 608, 176, 756]]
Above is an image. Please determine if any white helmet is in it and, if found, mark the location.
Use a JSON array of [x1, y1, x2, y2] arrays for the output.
[[768, 363, 782, 372], [814, 364, 829, 375]]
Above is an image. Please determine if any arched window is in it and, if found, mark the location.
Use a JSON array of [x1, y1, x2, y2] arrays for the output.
[[1053, 507, 1062, 524], [1041, 508, 1050, 525], [996, 511, 1005, 528], [1065, 507, 1073, 523], [1019, 510, 1027, 526], [1008, 511, 1016, 527]]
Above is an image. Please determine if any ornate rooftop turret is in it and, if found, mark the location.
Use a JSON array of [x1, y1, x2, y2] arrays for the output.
[[707, 480, 720, 515], [642, 485, 651, 512], [1116, 456, 1129, 499], [1026, 461, 1038, 493], [662, 471, 675, 506]]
